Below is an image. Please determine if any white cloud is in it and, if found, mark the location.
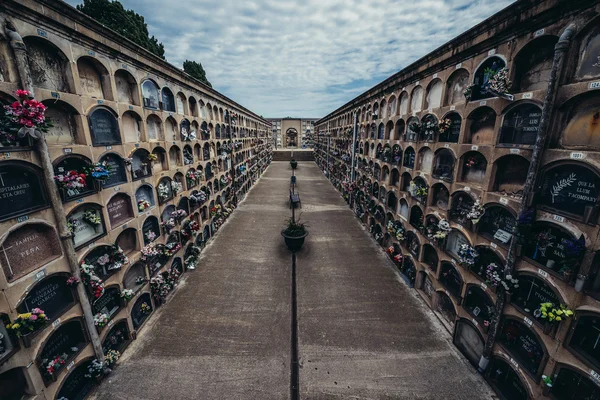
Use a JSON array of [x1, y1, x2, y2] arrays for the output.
[[66, 0, 515, 117]]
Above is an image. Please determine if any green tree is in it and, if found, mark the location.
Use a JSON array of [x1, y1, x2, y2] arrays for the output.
[[76, 0, 166, 60], [183, 60, 212, 87]]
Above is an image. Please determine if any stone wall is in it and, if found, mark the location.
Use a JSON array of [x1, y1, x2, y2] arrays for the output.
[[0, 1, 272, 399], [315, 1, 600, 399]]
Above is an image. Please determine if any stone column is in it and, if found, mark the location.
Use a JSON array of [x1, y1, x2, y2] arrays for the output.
[[4, 19, 105, 362]]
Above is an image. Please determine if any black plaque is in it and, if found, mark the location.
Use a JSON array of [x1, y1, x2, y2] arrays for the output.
[[499, 104, 542, 145], [162, 89, 175, 112], [135, 185, 155, 207], [102, 320, 129, 353], [499, 319, 544, 375], [40, 320, 85, 365], [54, 156, 96, 202], [540, 164, 599, 218], [99, 153, 127, 188], [171, 258, 183, 274], [56, 359, 95, 400], [479, 206, 516, 241], [92, 287, 121, 318], [512, 275, 560, 321], [18, 275, 74, 320], [180, 120, 191, 141], [440, 113, 461, 143], [89, 108, 121, 146], [0, 162, 48, 221], [131, 293, 152, 329], [124, 262, 146, 289], [142, 216, 160, 245]]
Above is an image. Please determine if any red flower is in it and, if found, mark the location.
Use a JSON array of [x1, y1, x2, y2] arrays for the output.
[[16, 89, 30, 98]]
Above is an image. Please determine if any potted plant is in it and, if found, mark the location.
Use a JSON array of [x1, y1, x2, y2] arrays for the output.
[[290, 159, 298, 169], [281, 217, 308, 252]]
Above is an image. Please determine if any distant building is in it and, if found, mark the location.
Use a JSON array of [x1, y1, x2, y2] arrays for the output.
[[266, 117, 318, 148]]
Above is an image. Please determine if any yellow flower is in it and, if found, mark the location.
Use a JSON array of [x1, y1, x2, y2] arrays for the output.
[[555, 316, 562, 321], [556, 310, 563, 315], [10, 323, 20, 330], [39, 314, 46, 319], [21, 313, 32, 319]]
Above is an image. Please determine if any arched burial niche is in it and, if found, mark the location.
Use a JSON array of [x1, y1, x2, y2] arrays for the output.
[[67, 203, 106, 248], [37, 318, 87, 383], [115, 69, 139, 105], [537, 162, 600, 223], [92, 285, 122, 321], [453, 319, 484, 367], [466, 107, 496, 145], [562, 93, 600, 150], [142, 216, 160, 245], [122, 111, 142, 143], [436, 291, 456, 325], [425, 79, 443, 109], [23, 36, 72, 93], [124, 261, 147, 292], [146, 114, 163, 141], [1, 223, 61, 282], [54, 155, 97, 202], [498, 318, 546, 377], [131, 293, 153, 329], [42, 100, 81, 145], [439, 112, 461, 143], [463, 285, 495, 327], [568, 313, 600, 370], [524, 222, 585, 281], [486, 357, 529, 400], [551, 366, 600, 399], [470, 56, 507, 101], [478, 205, 516, 245], [88, 106, 121, 146], [116, 228, 138, 255], [513, 36, 558, 92], [0, 367, 30, 400], [445, 69, 469, 106], [498, 103, 542, 145], [102, 319, 131, 355], [107, 193, 134, 228], [161, 87, 176, 112], [492, 155, 529, 197], [432, 148, 455, 181], [98, 153, 128, 188], [141, 79, 160, 109], [16, 273, 75, 320], [575, 21, 600, 81], [460, 151, 487, 184], [55, 358, 97, 400], [135, 184, 155, 212], [130, 148, 152, 180], [511, 273, 561, 324], [76, 56, 112, 99], [0, 161, 49, 221]]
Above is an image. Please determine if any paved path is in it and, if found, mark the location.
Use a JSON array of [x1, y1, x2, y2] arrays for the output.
[[92, 162, 494, 400]]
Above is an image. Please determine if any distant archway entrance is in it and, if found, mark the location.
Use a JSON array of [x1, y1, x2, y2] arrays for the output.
[[286, 128, 298, 147]]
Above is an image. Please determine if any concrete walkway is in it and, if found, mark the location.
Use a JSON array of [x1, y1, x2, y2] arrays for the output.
[[92, 162, 494, 400]]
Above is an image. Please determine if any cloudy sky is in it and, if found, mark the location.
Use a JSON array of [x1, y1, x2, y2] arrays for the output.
[[66, 0, 515, 118]]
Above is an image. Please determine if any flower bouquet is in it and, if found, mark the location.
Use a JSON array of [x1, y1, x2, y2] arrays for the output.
[[171, 209, 188, 222], [67, 217, 78, 235], [105, 349, 121, 366], [0, 90, 52, 145], [140, 302, 152, 314], [465, 156, 478, 168], [158, 183, 171, 201], [44, 353, 69, 377], [85, 162, 111, 182], [80, 263, 105, 298], [458, 244, 479, 266], [121, 289, 135, 301], [84, 359, 105, 379], [54, 170, 87, 190], [146, 153, 158, 162], [66, 276, 80, 286], [145, 230, 157, 242], [93, 313, 109, 327], [83, 209, 101, 225], [141, 244, 160, 261], [539, 302, 574, 323], [438, 118, 451, 134], [466, 200, 485, 224], [171, 180, 183, 195], [138, 199, 151, 212], [6, 308, 48, 337]]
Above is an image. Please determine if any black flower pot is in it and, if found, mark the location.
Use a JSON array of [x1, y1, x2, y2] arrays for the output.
[[290, 160, 298, 169], [281, 230, 308, 252]]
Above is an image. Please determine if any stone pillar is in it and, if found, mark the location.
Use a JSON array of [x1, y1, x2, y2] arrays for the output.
[[4, 19, 105, 362]]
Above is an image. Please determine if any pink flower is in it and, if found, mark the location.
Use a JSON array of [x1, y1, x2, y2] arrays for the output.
[[16, 89, 30, 98], [29, 314, 38, 321], [31, 308, 43, 314]]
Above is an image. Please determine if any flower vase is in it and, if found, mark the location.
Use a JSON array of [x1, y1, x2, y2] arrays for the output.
[[546, 260, 555, 269], [471, 218, 480, 224], [543, 323, 553, 335]]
